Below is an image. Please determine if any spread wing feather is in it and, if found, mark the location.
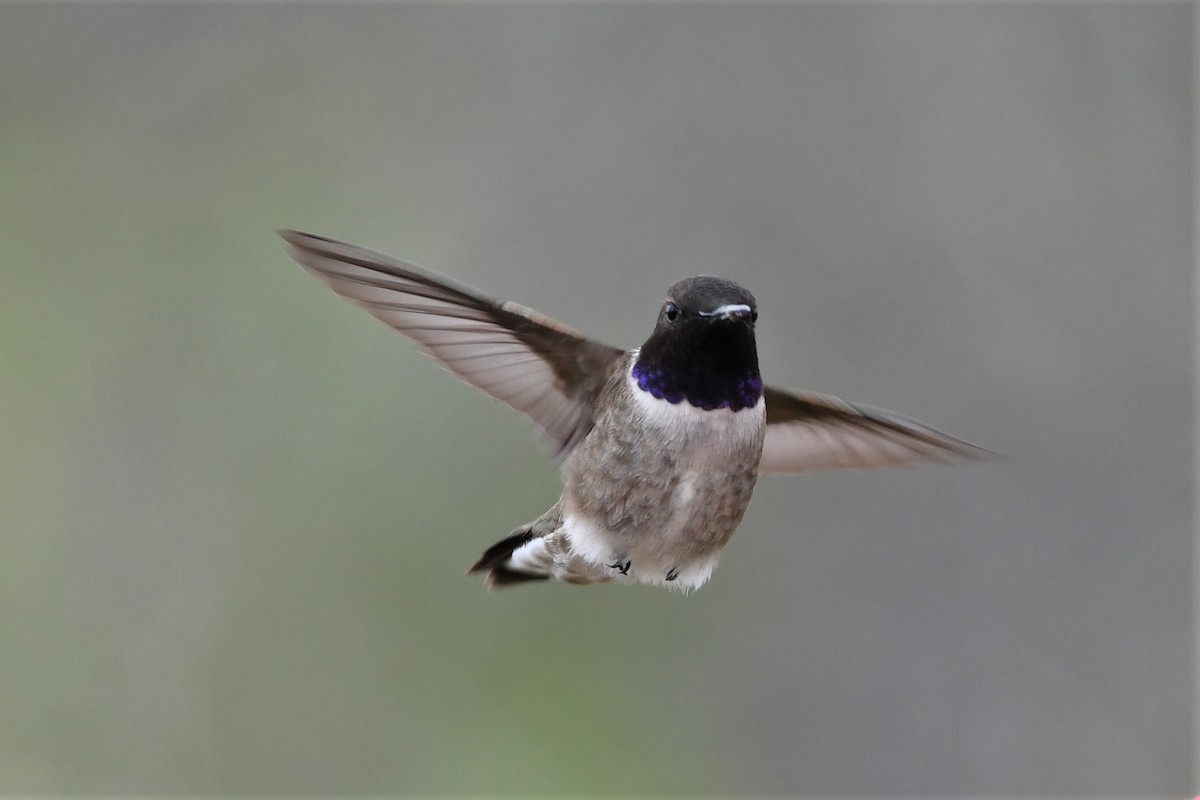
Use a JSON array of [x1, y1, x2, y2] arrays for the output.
[[761, 387, 989, 472], [283, 231, 985, 472], [280, 230, 622, 459]]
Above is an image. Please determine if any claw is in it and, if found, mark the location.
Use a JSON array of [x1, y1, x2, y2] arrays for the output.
[[608, 559, 632, 576]]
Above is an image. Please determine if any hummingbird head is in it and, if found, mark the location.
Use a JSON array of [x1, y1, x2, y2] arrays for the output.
[[633, 276, 763, 412]]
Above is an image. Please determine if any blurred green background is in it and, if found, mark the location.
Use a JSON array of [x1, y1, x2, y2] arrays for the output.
[[0, 3, 1191, 794]]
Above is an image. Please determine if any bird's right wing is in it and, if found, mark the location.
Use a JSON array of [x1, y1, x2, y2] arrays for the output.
[[281, 231, 623, 459]]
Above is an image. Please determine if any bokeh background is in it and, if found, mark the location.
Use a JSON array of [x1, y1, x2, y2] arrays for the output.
[[0, 3, 1191, 795]]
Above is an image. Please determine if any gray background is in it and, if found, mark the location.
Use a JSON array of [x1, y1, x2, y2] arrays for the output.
[[0, 3, 1190, 794]]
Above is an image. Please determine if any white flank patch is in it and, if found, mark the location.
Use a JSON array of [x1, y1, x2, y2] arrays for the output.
[[507, 537, 549, 575], [563, 512, 610, 566]]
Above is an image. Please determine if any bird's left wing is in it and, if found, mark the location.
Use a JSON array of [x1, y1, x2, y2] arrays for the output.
[[760, 386, 989, 473], [280, 231, 623, 459]]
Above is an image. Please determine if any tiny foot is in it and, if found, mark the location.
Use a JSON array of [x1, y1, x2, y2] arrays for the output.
[[665, 567, 680, 582], [608, 559, 632, 576]]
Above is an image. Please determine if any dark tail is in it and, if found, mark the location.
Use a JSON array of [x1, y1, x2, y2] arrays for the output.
[[467, 526, 550, 589]]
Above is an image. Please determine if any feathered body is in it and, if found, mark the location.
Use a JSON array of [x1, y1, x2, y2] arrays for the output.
[[488, 350, 765, 590]]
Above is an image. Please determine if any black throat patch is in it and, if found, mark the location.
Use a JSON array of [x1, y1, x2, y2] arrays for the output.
[[633, 320, 762, 412], [632, 361, 763, 411]]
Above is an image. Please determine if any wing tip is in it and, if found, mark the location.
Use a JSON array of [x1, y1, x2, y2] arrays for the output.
[[761, 386, 998, 473], [279, 229, 351, 267], [954, 441, 1002, 463], [277, 229, 327, 272], [836, 397, 997, 465], [277, 228, 318, 248]]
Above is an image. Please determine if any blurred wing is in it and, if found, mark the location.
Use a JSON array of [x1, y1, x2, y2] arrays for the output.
[[760, 386, 989, 473], [281, 230, 623, 459]]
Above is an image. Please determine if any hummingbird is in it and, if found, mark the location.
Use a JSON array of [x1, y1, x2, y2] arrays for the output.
[[281, 231, 985, 591]]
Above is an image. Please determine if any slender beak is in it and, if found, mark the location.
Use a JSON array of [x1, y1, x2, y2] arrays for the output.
[[698, 303, 754, 321]]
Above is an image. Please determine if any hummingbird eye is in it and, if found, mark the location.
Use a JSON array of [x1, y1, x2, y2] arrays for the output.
[[751, 309, 758, 323], [664, 302, 679, 322]]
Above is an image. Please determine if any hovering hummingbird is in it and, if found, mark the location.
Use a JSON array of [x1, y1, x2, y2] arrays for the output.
[[281, 231, 985, 591]]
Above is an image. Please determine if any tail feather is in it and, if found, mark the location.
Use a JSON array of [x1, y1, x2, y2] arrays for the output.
[[467, 526, 550, 589], [486, 565, 550, 588]]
